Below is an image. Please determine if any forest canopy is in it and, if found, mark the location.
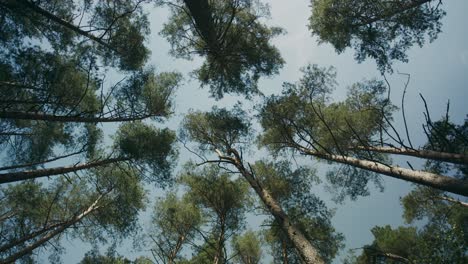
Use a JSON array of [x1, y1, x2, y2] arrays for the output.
[[0, 0, 466, 264]]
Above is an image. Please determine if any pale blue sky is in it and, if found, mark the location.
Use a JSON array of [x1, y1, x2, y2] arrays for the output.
[[53, 0, 468, 263]]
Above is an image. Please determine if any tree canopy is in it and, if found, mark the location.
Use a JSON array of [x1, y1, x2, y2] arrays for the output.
[[309, 0, 445, 72], [157, 0, 284, 98], [0, 0, 466, 263]]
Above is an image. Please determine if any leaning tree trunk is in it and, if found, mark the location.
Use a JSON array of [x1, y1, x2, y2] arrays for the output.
[[223, 149, 325, 264], [0, 157, 128, 184], [352, 146, 468, 165], [301, 148, 468, 197], [0, 195, 103, 264]]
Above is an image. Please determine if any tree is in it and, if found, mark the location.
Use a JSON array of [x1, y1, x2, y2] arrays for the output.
[[157, 0, 284, 98], [80, 250, 153, 264], [257, 161, 344, 263], [148, 192, 203, 264], [0, 165, 146, 263], [0, 121, 177, 184], [308, 0, 445, 72], [0, 0, 152, 70], [179, 164, 251, 264], [348, 187, 467, 263], [181, 106, 327, 264], [258, 64, 468, 199], [231, 230, 263, 264], [0, 0, 181, 183]]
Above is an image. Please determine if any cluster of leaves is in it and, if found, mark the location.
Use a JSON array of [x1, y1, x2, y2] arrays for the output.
[[158, 0, 284, 98], [309, 0, 445, 72]]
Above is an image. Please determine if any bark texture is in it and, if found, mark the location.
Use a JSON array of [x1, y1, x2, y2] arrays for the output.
[[302, 148, 468, 197], [221, 149, 325, 264]]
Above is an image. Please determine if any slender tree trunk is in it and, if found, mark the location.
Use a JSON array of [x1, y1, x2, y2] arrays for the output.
[[168, 234, 185, 264], [0, 222, 64, 252], [436, 196, 468, 208], [0, 111, 154, 123], [213, 219, 226, 264], [301, 148, 468, 197], [13, 0, 113, 49], [222, 149, 324, 264], [0, 157, 128, 184], [352, 146, 468, 165], [0, 149, 85, 172], [183, 0, 218, 48], [282, 239, 289, 264], [0, 195, 102, 264]]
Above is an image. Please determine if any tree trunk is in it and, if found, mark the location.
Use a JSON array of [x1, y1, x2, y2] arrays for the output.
[[0, 195, 103, 264], [183, 0, 218, 48], [0, 222, 64, 253], [0, 149, 85, 172], [301, 148, 468, 197], [352, 146, 468, 165], [0, 111, 154, 123], [213, 219, 226, 264], [224, 149, 324, 264], [0, 157, 128, 184], [282, 239, 289, 264]]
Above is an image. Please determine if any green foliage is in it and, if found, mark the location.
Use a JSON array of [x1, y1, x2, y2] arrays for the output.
[[181, 105, 251, 153], [1, 0, 151, 70], [180, 164, 251, 234], [149, 192, 202, 263], [80, 250, 153, 264], [231, 230, 263, 264], [115, 121, 177, 184], [0, 166, 146, 262], [309, 0, 445, 72], [159, 0, 284, 98], [255, 160, 344, 263], [115, 69, 182, 119], [423, 117, 468, 177], [259, 64, 392, 200]]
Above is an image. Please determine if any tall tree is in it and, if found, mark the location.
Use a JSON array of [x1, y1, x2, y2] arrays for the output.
[[179, 164, 251, 264], [258, 64, 468, 198], [0, 165, 147, 263], [181, 106, 327, 264], [157, 0, 284, 98], [148, 192, 203, 264], [257, 161, 344, 263], [231, 230, 263, 264], [308, 0, 445, 72]]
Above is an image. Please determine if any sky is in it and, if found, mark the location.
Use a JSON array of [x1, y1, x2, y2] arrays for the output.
[[51, 0, 468, 263]]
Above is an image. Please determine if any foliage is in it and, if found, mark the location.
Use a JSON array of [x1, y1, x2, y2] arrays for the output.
[[255, 160, 344, 263], [180, 105, 251, 153], [258, 64, 393, 201], [80, 250, 153, 264], [231, 230, 263, 264], [309, 0, 445, 72], [0, 165, 146, 263], [115, 121, 177, 184], [149, 192, 202, 263], [179, 164, 251, 238], [158, 0, 284, 98], [0, 0, 151, 70]]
